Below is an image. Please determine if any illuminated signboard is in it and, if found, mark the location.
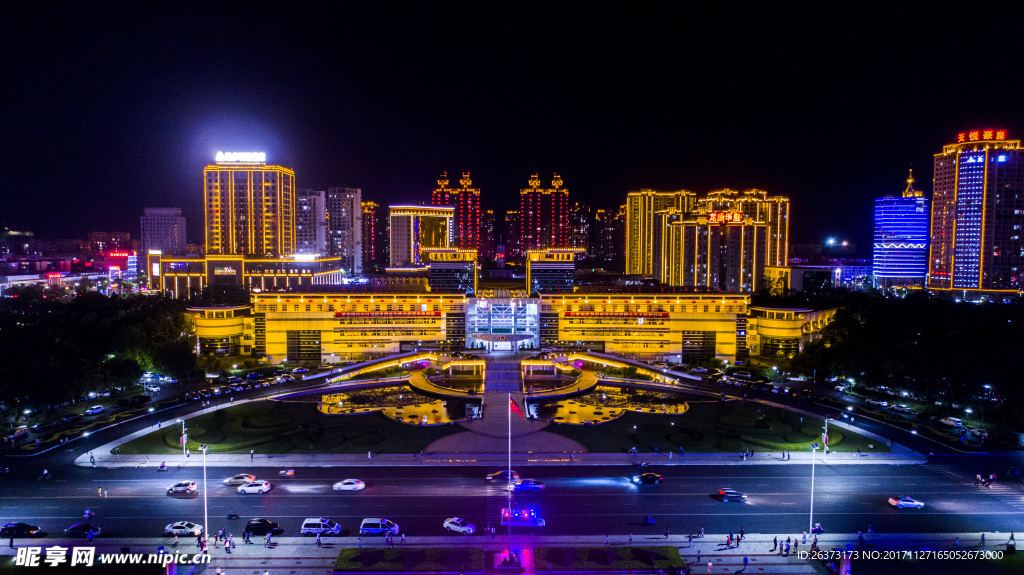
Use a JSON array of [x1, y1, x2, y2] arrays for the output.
[[213, 267, 237, 275], [708, 212, 744, 223], [215, 151, 266, 162], [956, 129, 1007, 143]]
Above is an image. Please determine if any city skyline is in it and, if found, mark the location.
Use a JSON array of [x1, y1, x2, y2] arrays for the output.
[[3, 4, 1023, 253]]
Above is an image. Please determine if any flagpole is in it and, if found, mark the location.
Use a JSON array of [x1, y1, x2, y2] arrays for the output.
[[508, 391, 512, 561]]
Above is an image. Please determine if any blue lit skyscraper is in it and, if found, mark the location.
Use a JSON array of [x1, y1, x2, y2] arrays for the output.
[[928, 129, 1024, 293], [872, 171, 930, 286]]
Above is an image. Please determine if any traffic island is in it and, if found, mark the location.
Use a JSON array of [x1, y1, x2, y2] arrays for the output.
[[333, 547, 484, 572], [533, 546, 685, 572]]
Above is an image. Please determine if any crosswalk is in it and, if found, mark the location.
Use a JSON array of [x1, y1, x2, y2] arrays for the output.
[[930, 464, 1024, 512], [678, 551, 824, 574]]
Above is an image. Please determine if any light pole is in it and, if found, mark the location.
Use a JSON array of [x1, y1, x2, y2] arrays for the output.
[[809, 442, 819, 532], [176, 419, 187, 457], [200, 445, 209, 546], [822, 418, 831, 460]]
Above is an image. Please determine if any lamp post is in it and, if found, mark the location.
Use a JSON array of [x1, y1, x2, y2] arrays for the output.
[[809, 442, 819, 532], [200, 445, 209, 546], [176, 419, 187, 457], [822, 418, 831, 460]]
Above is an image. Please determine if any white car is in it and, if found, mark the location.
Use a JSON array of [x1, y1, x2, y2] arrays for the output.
[[163, 521, 203, 536], [167, 481, 197, 494], [443, 517, 475, 535], [333, 479, 366, 491], [888, 496, 925, 509], [223, 474, 256, 486], [145, 385, 161, 393], [84, 406, 104, 416], [238, 480, 272, 494]]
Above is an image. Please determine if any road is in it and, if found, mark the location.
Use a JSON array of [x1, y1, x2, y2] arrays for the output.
[[2, 462, 1022, 541]]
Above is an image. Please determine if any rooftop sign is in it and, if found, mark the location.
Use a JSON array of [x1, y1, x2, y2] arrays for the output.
[[216, 151, 266, 162], [956, 130, 1007, 143]]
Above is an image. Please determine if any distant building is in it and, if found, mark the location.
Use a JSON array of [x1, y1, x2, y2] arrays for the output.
[[361, 201, 379, 272], [526, 248, 581, 294], [504, 209, 521, 262], [389, 205, 453, 266], [139, 208, 186, 271], [479, 209, 497, 260], [568, 202, 590, 255], [872, 171, 929, 286], [519, 174, 569, 253], [928, 129, 1024, 294], [423, 248, 477, 294], [326, 187, 362, 275], [625, 189, 695, 275], [203, 155, 295, 257], [295, 190, 327, 255], [87, 231, 131, 252], [431, 172, 480, 250]]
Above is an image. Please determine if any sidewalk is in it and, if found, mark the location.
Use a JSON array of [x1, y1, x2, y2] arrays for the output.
[[2, 533, 1014, 574]]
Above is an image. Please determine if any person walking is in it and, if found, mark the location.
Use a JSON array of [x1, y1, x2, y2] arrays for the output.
[[9, 533, 14, 548], [740, 527, 744, 541], [707, 560, 712, 575], [224, 538, 230, 554], [699, 525, 705, 538], [605, 535, 610, 546], [793, 539, 798, 553], [954, 537, 959, 548], [196, 534, 202, 548], [357, 538, 361, 548], [250, 449, 254, 461], [688, 533, 692, 546], [772, 536, 777, 551], [784, 541, 790, 556], [981, 533, 985, 546], [401, 533, 406, 544], [629, 533, 633, 544], [743, 556, 749, 569], [103, 489, 108, 498], [265, 532, 270, 548], [172, 535, 178, 548], [316, 532, 322, 547], [696, 549, 701, 563], [665, 527, 670, 539], [868, 523, 873, 536], [98, 487, 103, 497], [727, 535, 732, 548], [87, 529, 94, 543]]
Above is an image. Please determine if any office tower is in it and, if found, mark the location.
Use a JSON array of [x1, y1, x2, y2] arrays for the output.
[[388, 205, 454, 266], [872, 171, 930, 286], [203, 154, 295, 257], [361, 201, 379, 271], [699, 189, 789, 267], [590, 208, 616, 264], [295, 190, 327, 255], [519, 174, 569, 252], [326, 187, 362, 275], [479, 209, 497, 260], [504, 209, 521, 262], [423, 248, 477, 294], [431, 172, 480, 250], [929, 129, 1023, 292], [625, 189, 696, 275], [526, 248, 581, 294], [568, 202, 590, 254], [140, 208, 186, 270]]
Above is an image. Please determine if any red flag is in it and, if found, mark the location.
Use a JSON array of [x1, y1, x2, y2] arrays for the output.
[[509, 397, 524, 419]]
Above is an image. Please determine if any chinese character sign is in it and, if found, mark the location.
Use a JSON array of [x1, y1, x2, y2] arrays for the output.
[[958, 129, 1008, 143]]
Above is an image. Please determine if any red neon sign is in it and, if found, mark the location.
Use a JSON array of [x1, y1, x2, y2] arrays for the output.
[[957, 129, 1007, 143]]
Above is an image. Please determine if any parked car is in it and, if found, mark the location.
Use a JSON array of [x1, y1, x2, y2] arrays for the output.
[[130, 395, 151, 405], [65, 523, 101, 537], [443, 517, 475, 535], [30, 421, 59, 433], [112, 399, 132, 409], [939, 417, 962, 427], [62, 414, 83, 423], [145, 385, 161, 393], [359, 517, 399, 535], [292, 367, 309, 374], [84, 406, 105, 416], [300, 517, 342, 536]]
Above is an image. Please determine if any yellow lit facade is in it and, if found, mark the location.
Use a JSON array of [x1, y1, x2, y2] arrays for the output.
[[746, 307, 837, 358], [625, 190, 695, 275], [699, 189, 789, 267], [204, 160, 296, 257], [147, 252, 343, 299], [421, 248, 478, 294], [388, 205, 454, 266]]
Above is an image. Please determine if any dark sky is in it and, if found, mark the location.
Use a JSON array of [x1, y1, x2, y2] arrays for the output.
[[3, 3, 1023, 251]]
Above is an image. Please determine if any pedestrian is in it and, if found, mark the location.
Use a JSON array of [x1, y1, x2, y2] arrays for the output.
[[699, 525, 704, 538], [784, 541, 790, 555], [740, 527, 744, 540], [629, 533, 633, 544], [954, 537, 959, 548], [368, 450, 372, 460], [103, 489, 108, 498], [251, 449, 254, 461], [743, 556, 748, 568], [224, 538, 230, 554], [729, 531, 733, 542], [868, 523, 873, 536], [265, 532, 270, 548], [146, 455, 150, 464], [606, 535, 610, 546], [357, 537, 361, 548], [727, 535, 732, 547], [187, 448, 190, 457], [858, 531, 863, 545], [696, 549, 700, 563], [665, 527, 670, 539], [813, 534, 818, 548], [1009, 532, 1015, 544], [976, 474, 981, 486], [9, 534, 13, 548], [196, 534, 202, 548], [401, 533, 406, 544], [707, 560, 712, 575], [802, 530, 807, 543], [688, 533, 692, 546], [316, 532, 322, 547], [786, 536, 791, 545], [981, 533, 985, 546], [229, 534, 234, 549], [173, 535, 178, 548], [115, 447, 120, 456], [98, 487, 103, 497], [87, 529, 94, 543], [214, 531, 219, 545], [793, 539, 798, 553], [772, 536, 777, 551]]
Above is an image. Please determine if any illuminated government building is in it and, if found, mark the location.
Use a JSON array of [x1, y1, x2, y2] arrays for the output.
[[148, 153, 342, 297], [928, 129, 1024, 294]]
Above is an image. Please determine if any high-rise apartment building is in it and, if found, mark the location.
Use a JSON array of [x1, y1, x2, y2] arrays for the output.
[[929, 129, 1023, 293], [479, 209, 497, 260], [625, 190, 696, 275], [568, 202, 590, 254], [203, 154, 295, 257], [431, 172, 480, 250], [873, 171, 930, 286], [699, 189, 789, 267], [388, 205, 453, 266], [504, 210, 521, 262], [361, 201, 379, 271], [519, 174, 569, 253], [326, 187, 362, 275], [295, 190, 327, 255], [87, 231, 131, 252], [140, 208, 186, 261]]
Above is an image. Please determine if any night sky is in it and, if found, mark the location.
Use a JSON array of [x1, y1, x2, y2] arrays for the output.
[[3, 3, 1023, 251]]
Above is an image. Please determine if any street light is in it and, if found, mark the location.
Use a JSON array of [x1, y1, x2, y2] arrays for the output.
[[176, 419, 187, 457], [200, 445, 209, 547], [809, 442, 820, 532], [822, 418, 832, 459]]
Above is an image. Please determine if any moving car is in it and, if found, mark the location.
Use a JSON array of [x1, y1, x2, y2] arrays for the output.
[[238, 480, 272, 494], [65, 523, 101, 537], [1, 522, 45, 538], [939, 417, 962, 427], [333, 479, 366, 491], [145, 385, 161, 393], [223, 474, 256, 486], [717, 488, 747, 502], [865, 399, 888, 407], [163, 521, 203, 536], [244, 518, 280, 535], [501, 507, 545, 527], [359, 517, 399, 535], [486, 470, 519, 482], [292, 367, 309, 374], [888, 496, 925, 508], [167, 481, 197, 494], [300, 517, 342, 536], [508, 479, 545, 491], [84, 406, 105, 416], [443, 517, 475, 535], [632, 473, 664, 484]]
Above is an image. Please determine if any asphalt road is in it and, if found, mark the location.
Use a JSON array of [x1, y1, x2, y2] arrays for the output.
[[3, 462, 1022, 541]]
